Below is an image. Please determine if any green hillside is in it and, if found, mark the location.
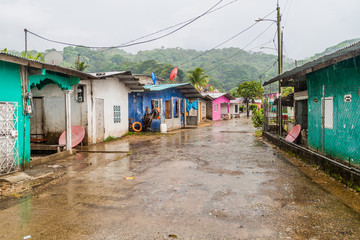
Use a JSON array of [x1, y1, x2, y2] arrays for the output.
[[8, 46, 293, 92], [8, 38, 360, 93]]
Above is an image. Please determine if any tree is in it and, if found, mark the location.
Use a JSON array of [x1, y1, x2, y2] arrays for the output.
[[282, 87, 294, 97], [186, 67, 209, 91], [74, 61, 88, 71], [237, 80, 264, 117], [21, 51, 44, 62]]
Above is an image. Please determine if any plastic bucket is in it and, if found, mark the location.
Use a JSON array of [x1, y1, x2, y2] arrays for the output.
[[160, 123, 167, 133]]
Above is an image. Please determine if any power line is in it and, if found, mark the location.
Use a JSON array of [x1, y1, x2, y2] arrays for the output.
[[179, 8, 276, 67], [26, 0, 224, 50], [259, 60, 277, 79], [93, 0, 240, 55], [205, 22, 276, 73]]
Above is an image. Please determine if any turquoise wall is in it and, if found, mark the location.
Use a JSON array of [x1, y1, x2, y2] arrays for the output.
[[307, 56, 360, 165], [0, 61, 30, 164]]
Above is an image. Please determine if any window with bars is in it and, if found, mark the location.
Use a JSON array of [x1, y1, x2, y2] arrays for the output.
[[113, 105, 121, 123], [214, 104, 219, 112]]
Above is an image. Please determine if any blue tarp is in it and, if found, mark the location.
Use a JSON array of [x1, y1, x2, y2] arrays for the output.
[[186, 99, 198, 112]]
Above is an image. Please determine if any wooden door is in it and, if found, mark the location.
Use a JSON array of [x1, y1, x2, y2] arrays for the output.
[[95, 98, 105, 142], [30, 97, 44, 140], [165, 100, 170, 119]]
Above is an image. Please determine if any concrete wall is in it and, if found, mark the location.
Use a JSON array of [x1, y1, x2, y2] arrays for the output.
[[89, 78, 130, 142], [199, 99, 207, 121], [0, 61, 30, 164], [32, 77, 130, 145], [229, 103, 242, 117], [31, 84, 86, 144]]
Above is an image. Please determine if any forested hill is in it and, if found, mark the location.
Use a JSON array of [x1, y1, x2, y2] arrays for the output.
[[8, 38, 360, 92], [14, 47, 293, 92]]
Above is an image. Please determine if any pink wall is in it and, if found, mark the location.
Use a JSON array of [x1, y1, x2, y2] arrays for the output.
[[212, 95, 231, 121]]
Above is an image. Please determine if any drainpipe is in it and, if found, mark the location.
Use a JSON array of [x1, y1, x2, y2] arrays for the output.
[[64, 90, 73, 154]]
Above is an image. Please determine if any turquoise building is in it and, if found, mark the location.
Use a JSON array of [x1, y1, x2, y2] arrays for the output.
[[0, 53, 92, 173], [263, 43, 360, 166]]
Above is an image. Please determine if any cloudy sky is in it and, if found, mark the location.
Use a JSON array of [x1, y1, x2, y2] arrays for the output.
[[1, 0, 360, 60]]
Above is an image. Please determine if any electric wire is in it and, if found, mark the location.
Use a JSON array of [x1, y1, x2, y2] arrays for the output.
[[178, 8, 277, 67], [92, 0, 240, 55], [205, 22, 276, 73], [259, 60, 278, 79], [26, 0, 224, 50]]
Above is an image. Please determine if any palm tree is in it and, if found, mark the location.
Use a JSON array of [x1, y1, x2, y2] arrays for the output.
[[186, 67, 209, 91], [74, 61, 88, 71]]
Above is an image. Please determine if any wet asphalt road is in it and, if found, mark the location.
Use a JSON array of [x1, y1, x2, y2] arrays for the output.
[[1, 118, 360, 239]]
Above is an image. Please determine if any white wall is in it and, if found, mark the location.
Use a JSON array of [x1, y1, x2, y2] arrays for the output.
[[229, 103, 239, 115], [86, 78, 130, 143], [221, 103, 228, 114], [199, 99, 207, 121]]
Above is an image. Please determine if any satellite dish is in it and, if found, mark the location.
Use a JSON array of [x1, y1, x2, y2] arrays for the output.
[[44, 51, 63, 65], [170, 67, 178, 82]]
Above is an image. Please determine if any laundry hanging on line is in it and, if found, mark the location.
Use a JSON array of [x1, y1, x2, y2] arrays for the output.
[[186, 99, 198, 112]]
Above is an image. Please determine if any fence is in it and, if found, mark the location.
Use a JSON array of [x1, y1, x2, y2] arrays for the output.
[[263, 98, 294, 136]]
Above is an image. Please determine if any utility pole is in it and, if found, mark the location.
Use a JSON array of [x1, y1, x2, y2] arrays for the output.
[[24, 29, 28, 58], [78, 54, 80, 70], [277, 2, 283, 136]]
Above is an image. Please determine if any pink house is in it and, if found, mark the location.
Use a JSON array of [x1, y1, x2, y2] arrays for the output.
[[202, 93, 235, 121]]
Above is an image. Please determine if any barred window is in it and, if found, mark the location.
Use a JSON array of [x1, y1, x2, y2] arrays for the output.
[[113, 105, 121, 123]]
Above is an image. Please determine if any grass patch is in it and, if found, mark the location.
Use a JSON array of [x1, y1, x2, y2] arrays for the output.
[[124, 131, 170, 136], [255, 130, 263, 138], [104, 136, 117, 142]]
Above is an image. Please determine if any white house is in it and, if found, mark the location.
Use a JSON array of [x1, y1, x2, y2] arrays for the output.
[[31, 71, 143, 145], [229, 98, 244, 117]]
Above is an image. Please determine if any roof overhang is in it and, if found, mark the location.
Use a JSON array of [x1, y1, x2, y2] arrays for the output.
[[263, 42, 360, 86], [88, 71, 144, 91], [0, 52, 95, 79], [176, 84, 202, 98]]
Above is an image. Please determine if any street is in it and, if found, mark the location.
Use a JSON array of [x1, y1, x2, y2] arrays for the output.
[[0, 118, 360, 239]]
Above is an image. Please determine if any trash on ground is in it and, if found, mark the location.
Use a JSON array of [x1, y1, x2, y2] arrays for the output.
[[168, 234, 178, 238], [125, 177, 134, 180], [24, 236, 31, 239]]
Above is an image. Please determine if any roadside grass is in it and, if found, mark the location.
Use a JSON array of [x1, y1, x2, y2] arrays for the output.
[[255, 129, 263, 138]]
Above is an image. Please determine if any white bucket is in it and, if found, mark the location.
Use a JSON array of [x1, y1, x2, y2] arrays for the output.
[[160, 123, 167, 133]]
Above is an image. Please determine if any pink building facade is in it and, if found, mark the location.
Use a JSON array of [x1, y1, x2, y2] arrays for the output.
[[202, 93, 234, 121]]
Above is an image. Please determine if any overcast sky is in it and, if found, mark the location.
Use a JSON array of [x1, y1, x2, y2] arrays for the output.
[[1, 0, 360, 60]]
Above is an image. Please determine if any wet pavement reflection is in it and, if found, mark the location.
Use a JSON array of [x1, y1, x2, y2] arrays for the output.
[[1, 118, 360, 239]]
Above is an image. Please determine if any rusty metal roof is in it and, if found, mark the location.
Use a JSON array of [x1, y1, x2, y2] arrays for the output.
[[263, 41, 360, 86]]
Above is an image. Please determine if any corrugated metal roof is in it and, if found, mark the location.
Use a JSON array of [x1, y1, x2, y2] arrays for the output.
[[88, 71, 143, 91], [263, 41, 360, 86], [143, 83, 188, 91], [143, 83, 202, 98], [0, 52, 95, 79], [89, 71, 129, 78], [201, 92, 235, 100]]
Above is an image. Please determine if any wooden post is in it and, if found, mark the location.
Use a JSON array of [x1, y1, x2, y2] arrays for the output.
[[64, 90, 73, 154], [321, 85, 325, 154], [183, 99, 187, 127], [197, 99, 200, 124]]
